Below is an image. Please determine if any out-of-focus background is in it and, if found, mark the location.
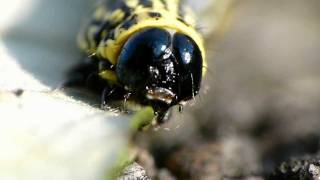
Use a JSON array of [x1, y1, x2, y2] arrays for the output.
[[1, 0, 320, 179], [135, 0, 320, 179]]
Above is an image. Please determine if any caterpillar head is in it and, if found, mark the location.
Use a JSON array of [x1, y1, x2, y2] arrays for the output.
[[116, 28, 203, 116]]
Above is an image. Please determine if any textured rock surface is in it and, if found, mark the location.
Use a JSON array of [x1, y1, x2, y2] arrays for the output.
[[119, 163, 150, 180], [270, 155, 320, 180]]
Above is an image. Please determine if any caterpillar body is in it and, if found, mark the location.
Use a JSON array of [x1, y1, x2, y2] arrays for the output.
[[70, 0, 230, 124]]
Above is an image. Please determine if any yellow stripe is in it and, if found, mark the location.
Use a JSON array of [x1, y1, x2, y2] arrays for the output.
[[97, 12, 207, 76], [99, 70, 118, 83], [109, 9, 126, 24]]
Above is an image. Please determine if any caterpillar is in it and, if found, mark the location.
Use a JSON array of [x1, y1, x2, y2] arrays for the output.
[[68, 0, 230, 125]]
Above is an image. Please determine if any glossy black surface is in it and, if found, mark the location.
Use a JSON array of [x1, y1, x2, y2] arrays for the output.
[[116, 27, 203, 120], [173, 32, 203, 101], [117, 28, 172, 90]]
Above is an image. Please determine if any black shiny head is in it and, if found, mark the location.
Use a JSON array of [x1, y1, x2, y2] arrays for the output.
[[116, 28, 203, 114]]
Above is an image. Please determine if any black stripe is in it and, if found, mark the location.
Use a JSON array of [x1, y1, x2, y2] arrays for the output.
[[121, 17, 138, 30], [139, 0, 153, 8], [148, 12, 162, 18], [93, 21, 111, 45]]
